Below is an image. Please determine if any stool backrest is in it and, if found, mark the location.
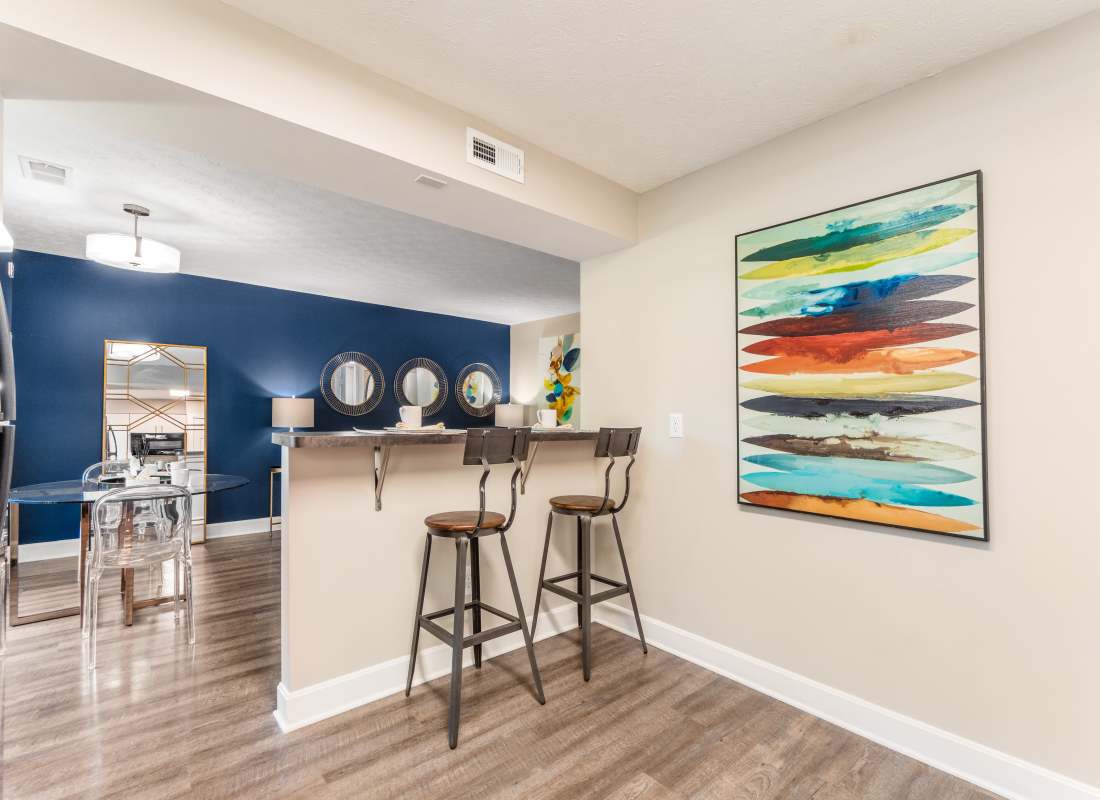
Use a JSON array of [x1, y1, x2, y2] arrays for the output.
[[595, 426, 642, 514], [595, 427, 642, 459], [462, 427, 531, 533], [90, 484, 192, 570], [462, 426, 531, 465]]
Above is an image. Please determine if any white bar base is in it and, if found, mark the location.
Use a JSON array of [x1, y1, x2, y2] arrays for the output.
[[274, 602, 576, 734]]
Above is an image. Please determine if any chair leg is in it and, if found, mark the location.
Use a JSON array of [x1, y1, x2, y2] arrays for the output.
[[405, 533, 432, 696], [0, 556, 7, 656], [530, 510, 553, 639], [576, 516, 584, 629], [173, 556, 181, 625], [611, 514, 647, 655], [81, 557, 94, 639], [500, 532, 545, 705], [87, 573, 101, 670], [183, 560, 196, 645], [579, 515, 593, 682], [448, 538, 468, 749], [470, 537, 482, 669]]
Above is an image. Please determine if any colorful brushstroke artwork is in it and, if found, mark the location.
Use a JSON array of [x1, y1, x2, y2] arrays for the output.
[[538, 333, 581, 426], [735, 172, 987, 539]]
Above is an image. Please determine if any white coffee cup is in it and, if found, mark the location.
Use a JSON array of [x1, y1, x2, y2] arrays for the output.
[[400, 405, 422, 427], [170, 463, 189, 487], [537, 409, 557, 428]]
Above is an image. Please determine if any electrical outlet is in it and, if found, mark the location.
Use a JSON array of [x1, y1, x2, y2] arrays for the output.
[[669, 412, 684, 438], [465, 569, 472, 599]]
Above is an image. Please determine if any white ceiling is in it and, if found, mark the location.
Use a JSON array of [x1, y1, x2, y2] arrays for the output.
[[223, 0, 1099, 192], [3, 99, 579, 325]]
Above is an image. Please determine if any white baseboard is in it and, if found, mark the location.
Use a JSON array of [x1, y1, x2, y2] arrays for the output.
[[593, 603, 1099, 800], [13, 538, 79, 562], [206, 517, 277, 539], [274, 602, 577, 734], [14, 517, 275, 561]]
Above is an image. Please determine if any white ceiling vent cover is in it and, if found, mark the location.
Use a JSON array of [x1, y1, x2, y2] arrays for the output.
[[18, 155, 72, 185], [466, 128, 524, 184]]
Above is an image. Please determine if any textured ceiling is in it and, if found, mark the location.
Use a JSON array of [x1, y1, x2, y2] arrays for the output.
[[223, 0, 1099, 191], [3, 100, 579, 325]]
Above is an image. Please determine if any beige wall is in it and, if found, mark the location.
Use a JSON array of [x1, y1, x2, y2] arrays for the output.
[[582, 15, 1099, 787], [510, 312, 581, 424]]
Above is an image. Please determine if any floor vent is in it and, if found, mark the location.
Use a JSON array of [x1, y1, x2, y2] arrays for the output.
[[18, 155, 72, 186], [466, 128, 524, 183]]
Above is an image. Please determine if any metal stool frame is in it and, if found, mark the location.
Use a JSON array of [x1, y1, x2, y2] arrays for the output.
[[532, 427, 647, 681], [405, 427, 545, 749]]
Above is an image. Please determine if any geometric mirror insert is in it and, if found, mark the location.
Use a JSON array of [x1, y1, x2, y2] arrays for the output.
[[103, 339, 207, 542]]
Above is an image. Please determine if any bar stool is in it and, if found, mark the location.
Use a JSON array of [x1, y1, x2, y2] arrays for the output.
[[532, 426, 647, 681], [405, 427, 545, 749]]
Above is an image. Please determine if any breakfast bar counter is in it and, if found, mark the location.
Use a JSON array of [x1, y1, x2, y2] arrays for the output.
[[271, 427, 604, 731]]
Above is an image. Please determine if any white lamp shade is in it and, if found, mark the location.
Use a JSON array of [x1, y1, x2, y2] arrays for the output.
[[0, 221, 13, 253], [86, 233, 180, 273], [494, 403, 525, 428], [273, 397, 314, 429]]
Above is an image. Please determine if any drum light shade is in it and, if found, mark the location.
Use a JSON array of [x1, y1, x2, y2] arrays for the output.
[[86, 233, 180, 273], [494, 403, 525, 428], [273, 397, 314, 431], [86, 203, 180, 273]]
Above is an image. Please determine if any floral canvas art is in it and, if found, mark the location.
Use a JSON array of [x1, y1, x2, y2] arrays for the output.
[[538, 333, 581, 426]]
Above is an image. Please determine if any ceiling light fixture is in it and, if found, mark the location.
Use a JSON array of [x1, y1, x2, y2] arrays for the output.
[[86, 204, 180, 273]]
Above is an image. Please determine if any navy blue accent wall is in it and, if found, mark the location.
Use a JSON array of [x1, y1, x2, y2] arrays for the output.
[[11, 250, 510, 544]]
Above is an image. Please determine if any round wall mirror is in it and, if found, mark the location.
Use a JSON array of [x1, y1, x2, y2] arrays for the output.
[[321, 352, 384, 416], [394, 357, 448, 416], [455, 363, 502, 417]]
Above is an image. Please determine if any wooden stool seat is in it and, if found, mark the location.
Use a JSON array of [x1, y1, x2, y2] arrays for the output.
[[549, 494, 614, 514], [425, 510, 506, 532]]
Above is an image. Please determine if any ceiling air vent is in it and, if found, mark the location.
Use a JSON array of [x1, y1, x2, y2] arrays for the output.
[[466, 128, 524, 184], [18, 155, 72, 186]]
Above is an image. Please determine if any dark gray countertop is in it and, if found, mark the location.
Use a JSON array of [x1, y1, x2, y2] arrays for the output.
[[272, 428, 598, 448]]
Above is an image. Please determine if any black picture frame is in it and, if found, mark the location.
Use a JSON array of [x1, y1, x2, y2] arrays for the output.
[[733, 170, 988, 542]]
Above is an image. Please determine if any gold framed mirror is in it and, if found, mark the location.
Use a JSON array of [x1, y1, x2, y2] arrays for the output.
[[102, 340, 208, 543]]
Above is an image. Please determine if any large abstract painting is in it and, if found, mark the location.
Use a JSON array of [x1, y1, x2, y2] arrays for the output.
[[735, 172, 987, 540]]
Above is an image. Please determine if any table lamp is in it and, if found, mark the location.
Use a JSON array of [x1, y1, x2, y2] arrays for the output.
[[494, 403, 525, 428], [272, 397, 314, 432]]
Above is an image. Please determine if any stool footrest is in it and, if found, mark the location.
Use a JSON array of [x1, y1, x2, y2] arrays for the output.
[[545, 571, 626, 590], [418, 601, 523, 648], [541, 571, 630, 605]]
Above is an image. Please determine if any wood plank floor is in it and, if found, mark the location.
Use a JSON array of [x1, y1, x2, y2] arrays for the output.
[[1, 533, 1002, 800]]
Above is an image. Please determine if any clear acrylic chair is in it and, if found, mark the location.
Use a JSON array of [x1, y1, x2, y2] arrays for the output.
[[0, 425, 14, 657], [82, 484, 194, 669], [83, 459, 166, 595], [0, 503, 8, 657]]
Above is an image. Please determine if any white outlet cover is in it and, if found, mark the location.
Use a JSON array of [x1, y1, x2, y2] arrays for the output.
[[669, 413, 684, 438]]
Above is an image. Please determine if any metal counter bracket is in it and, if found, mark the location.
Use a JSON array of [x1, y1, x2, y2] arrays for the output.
[[373, 445, 391, 511], [371, 440, 543, 509], [519, 441, 541, 495]]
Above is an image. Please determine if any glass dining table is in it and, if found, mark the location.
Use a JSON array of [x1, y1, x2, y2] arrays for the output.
[[7, 473, 248, 626]]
